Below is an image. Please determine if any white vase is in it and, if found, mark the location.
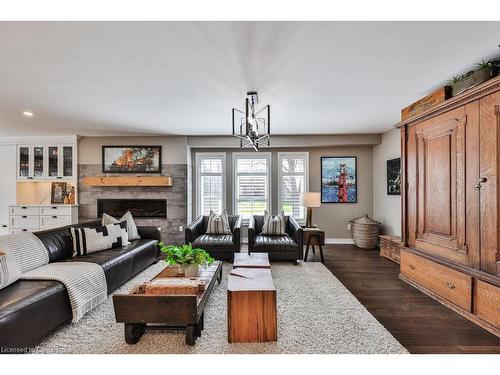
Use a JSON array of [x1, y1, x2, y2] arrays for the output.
[[183, 264, 199, 277]]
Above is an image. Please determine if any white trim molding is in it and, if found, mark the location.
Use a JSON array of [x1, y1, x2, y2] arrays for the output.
[[195, 152, 226, 217], [232, 152, 272, 221], [325, 238, 355, 244], [277, 151, 309, 224]]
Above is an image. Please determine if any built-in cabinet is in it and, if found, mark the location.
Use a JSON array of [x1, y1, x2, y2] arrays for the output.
[[0, 136, 79, 236], [17, 144, 75, 179], [9, 205, 79, 233], [399, 76, 500, 337]]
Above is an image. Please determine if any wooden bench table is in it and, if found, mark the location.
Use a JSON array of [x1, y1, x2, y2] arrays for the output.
[[113, 261, 222, 346], [227, 267, 277, 343], [233, 252, 270, 269]]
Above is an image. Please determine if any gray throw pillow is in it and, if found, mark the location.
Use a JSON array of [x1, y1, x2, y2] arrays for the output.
[[102, 211, 140, 241]]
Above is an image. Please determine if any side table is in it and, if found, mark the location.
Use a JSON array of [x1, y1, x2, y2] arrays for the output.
[[303, 228, 325, 263]]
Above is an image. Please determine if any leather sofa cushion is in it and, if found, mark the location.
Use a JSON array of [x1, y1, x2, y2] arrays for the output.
[[0, 279, 72, 347], [34, 227, 73, 263], [63, 239, 157, 292], [253, 234, 297, 252], [192, 234, 235, 250]]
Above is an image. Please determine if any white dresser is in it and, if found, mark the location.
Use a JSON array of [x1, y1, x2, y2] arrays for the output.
[[9, 205, 79, 233]]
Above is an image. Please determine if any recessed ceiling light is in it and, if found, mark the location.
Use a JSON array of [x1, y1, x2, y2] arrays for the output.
[[23, 111, 34, 117]]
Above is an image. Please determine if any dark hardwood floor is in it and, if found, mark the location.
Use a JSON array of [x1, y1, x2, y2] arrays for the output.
[[305, 244, 500, 354]]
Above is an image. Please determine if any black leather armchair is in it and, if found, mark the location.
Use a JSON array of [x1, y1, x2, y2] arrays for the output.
[[185, 215, 242, 261], [248, 215, 303, 264]]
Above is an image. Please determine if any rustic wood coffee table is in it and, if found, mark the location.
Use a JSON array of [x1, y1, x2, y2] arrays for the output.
[[233, 252, 270, 269], [113, 261, 222, 346], [227, 267, 277, 343]]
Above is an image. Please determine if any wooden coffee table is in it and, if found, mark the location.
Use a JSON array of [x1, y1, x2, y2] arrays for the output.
[[233, 252, 270, 269], [113, 261, 222, 345], [227, 267, 277, 343]]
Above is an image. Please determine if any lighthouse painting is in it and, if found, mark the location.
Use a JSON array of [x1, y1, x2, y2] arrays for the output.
[[321, 156, 357, 203]]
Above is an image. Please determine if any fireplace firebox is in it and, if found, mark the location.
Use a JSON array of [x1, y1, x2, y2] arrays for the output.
[[97, 199, 167, 218]]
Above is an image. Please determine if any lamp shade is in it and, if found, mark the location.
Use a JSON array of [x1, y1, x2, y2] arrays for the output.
[[301, 192, 321, 207]]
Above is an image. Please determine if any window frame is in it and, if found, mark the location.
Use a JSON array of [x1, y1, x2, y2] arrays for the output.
[[277, 151, 309, 224], [195, 152, 226, 217], [232, 152, 272, 221]]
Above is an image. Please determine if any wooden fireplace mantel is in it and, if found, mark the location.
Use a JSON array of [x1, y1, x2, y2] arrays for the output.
[[83, 176, 173, 187]]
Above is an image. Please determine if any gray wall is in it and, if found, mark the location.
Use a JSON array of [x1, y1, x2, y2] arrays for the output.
[[78, 136, 188, 244], [191, 145, 374, 239], [372, 128, 401, 236]]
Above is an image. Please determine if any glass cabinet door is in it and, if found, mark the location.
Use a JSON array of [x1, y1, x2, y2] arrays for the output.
[[33, 146, 44, 177], [48, 146, 59, 177], [18, 146, 30, 178], [62, 146, 74, 177]]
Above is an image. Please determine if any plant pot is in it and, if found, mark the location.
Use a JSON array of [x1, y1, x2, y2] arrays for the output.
[[183, 264, 199, 277], [452, 69, 497, 97]]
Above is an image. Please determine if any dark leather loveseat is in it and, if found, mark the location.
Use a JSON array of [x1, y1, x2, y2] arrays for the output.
[[0, 220, 161, 350], [185, 215, 242, 261], [248, 215, 303, 264]]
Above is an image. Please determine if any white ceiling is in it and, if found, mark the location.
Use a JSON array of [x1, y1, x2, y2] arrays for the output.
[[0, 21, 499, 136]]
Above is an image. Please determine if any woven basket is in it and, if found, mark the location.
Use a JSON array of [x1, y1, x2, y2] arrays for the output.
[[350, 215, 380, 249]]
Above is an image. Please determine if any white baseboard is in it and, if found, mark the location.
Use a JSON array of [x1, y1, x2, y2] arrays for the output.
[[243, 238, 354, 245], [325, 238, 355, 244]]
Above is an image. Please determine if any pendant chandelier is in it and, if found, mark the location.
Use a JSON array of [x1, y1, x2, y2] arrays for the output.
[[232, 91, 270, 151]]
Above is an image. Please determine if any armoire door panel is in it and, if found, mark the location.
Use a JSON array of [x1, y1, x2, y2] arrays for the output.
[[480, 91, 500, 277], [411, 106, 476, 266], [422, 132, 452, 236]]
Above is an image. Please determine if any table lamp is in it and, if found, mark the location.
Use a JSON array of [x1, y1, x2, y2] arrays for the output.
[[301, 192, 321, 228]]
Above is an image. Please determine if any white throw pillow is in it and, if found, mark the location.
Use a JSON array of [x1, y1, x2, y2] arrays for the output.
[[206, 210, 232, 235], [71, 222, 130, 256], [102, 211, 140, 241], [0, 250, 21, 290], [261, 210, 286, 235]]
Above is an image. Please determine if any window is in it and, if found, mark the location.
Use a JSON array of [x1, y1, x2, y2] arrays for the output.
[[196, 153, 226, 216], [233, 153, 271, 220], [278, 152, 309, 222]]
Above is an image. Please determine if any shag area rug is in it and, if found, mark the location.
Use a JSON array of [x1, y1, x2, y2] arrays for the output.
[[32, 262, 408, 354]]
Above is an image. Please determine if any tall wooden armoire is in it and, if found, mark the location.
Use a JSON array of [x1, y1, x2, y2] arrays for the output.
[[398, 76, 500, 337]]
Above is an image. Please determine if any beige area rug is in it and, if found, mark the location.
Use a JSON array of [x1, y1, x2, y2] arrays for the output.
[[32, 261, 408, 354]]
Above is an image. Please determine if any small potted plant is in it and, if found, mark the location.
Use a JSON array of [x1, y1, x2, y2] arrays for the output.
[[449, 58, 499, 96], [159, 243, 214, 277]]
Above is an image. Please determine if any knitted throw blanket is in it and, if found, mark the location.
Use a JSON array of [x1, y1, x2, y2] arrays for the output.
[[21, 262, 107, 322], [0, 232, 107, 322]]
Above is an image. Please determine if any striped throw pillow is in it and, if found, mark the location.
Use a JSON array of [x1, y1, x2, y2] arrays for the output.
[[206, 210, 232, 235], [70, 221, 130, 257], [261, 210, 286, 235]]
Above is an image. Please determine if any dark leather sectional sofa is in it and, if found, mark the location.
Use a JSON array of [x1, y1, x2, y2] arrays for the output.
[[0, 220, 161, 350], [185, 215, 242, 261], [248, 215, 303, 264]]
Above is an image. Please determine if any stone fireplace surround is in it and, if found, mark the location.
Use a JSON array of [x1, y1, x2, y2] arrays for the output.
[[78, 163, 187, 244]]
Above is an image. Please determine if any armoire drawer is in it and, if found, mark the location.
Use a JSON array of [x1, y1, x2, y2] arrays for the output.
[[40, 215, 71, 229], [10, 215, 40, 229], [40, 206, 72, 216], [401, 251, 472, 311], [476, 280, 500, 328], [10, 206, 40, 216]]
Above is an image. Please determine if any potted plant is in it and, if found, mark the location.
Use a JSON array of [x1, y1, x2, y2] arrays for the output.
[[449, 58, 499, 96], [159, 243, 214, 277]]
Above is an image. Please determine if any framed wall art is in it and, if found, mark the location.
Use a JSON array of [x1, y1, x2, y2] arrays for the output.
[[321, 156, 357, 203], [102, 145, 162, 174], [387, 157, 401, 195]]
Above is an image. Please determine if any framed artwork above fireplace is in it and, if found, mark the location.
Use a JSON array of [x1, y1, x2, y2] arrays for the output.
[[102, 145, 162, 174]]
